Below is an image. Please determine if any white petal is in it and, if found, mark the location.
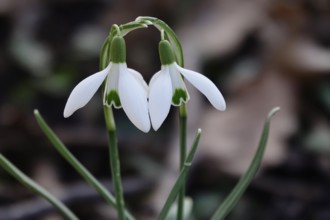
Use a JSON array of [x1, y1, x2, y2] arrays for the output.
[[63, 64, 110, 117], [128, 68, 148, 97], [118, 66, 151, 132], [175, 63, 226, 111], [149, 69, 173, 130]]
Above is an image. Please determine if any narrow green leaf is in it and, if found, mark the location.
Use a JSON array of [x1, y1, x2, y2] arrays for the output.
[[210, 107, 280, 220], [158, 129, 202, 220], [0, 154, 79, 220], [33, 110, 135, 220]]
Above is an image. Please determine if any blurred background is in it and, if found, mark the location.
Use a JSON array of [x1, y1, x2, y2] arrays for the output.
[[1, 0, 330, 219]]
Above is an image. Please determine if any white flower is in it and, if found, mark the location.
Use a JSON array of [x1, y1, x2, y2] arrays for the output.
[[149, 40, 226, 130], [64, 36, 150, 132]]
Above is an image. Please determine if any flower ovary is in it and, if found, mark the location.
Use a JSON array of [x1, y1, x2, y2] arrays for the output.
[[111, 36, 126, 63], [159, 40, 175, 65]]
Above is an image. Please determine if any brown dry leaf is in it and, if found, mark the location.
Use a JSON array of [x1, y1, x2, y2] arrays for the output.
[[32, 159, 63, 195], [179, 0, 267, 64], [200, 71, 297, 175], [280, 38, 330, 74]]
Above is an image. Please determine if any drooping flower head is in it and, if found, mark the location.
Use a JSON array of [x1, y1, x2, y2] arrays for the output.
[[148, 40, 226, 130], [64, 36, 150, 132]]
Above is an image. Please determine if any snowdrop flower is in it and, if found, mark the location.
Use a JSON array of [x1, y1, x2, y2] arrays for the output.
[[64, 36, 150, 132], [149, 40, 226, 130]]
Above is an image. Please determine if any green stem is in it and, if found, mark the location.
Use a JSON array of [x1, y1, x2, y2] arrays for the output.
[[0, 154, 78, 220], [177, 104, 187, 220], [104, 107, 126, 220], [104, 106, 116, 131]]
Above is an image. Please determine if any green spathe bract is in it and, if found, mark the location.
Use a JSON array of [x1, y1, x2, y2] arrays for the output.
[[159, 40, 175, 65], [111, 36, 126, 63]]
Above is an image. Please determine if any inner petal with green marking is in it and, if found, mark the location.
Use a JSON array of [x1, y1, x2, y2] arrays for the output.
[[172, 88, 189, 106], [105, 90, 121, 108]]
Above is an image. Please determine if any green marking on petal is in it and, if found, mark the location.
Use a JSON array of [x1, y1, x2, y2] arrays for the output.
[[105, 90, 121, 108], [172, 88, 188, 106]]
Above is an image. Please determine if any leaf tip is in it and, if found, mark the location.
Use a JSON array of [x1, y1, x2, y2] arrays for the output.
[[268, 106, 280, 118], [33, 109, 39, 116]]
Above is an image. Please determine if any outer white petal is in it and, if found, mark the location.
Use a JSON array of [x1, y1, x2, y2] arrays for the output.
[[128, 68, 148, 97], [175, 63, 226, 111], [118, 66, 151, 132], [63, 64, 110, 117], [149, 69, 173, 131]]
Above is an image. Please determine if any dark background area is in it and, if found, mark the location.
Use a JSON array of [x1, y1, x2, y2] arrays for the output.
[[1, 0, 330, 219]]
